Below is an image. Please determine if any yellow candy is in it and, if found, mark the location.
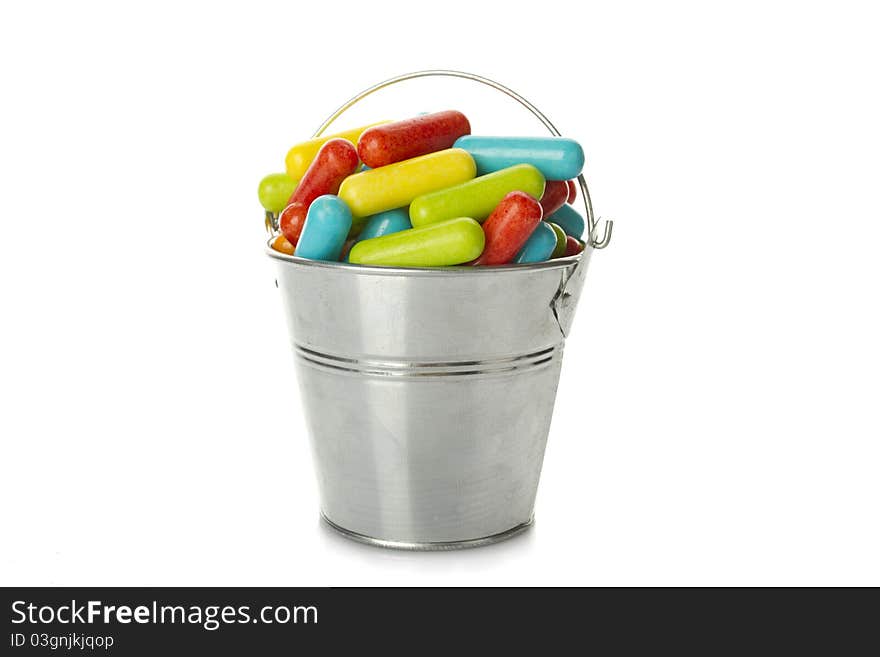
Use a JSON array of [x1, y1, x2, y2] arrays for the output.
[[284, 122, 387, 180], [338, 148, 476, 218]]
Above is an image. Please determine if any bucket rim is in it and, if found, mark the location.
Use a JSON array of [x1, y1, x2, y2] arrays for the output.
[[266, 239, 586, 276]]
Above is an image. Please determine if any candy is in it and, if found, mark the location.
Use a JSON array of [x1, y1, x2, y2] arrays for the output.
[[564, 235, 584, 257], [270, 234, 296, 255], [340, 238, 356, 260], [348, 217, 484, 267], [278, 204, 303, 246], [358, 111, 471, 168], [280, 139, 359, 244], [547, 222, 567, 258], [539, 180, 569, 218], [258, 173, 298, 214], [546, 203, 585, 239], [294, 195, 352, 261], [513, 222, 556, 264], [285, 122, 387, 180], [566, 179, 577, 204], [409, 164, 544, 227], [454, 136, 585, 180], [475, 192, 543, 266], [344, 208, 411, 261], [355, 207, 412, 242], [338, 148, 476, 218]]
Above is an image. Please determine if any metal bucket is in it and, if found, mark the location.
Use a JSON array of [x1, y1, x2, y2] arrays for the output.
[[265, 71, 612, 549]]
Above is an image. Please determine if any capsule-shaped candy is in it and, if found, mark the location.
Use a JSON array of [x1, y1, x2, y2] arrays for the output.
[[270, 234, 295, 255], [338, 148, 475, 218], [285, 121, 387, 180], [349, 217, 484, 267], [564, 235, 585, 257], [475, 192, 543, 266], [358, 111, 471, 169], [566, 179, 577, 204], [340, 238, 357, 261], [258, 173, 298, 214], [513, 222, 557, 264], [344, 208, 412, 261], [454, 136, 585, 180], [546, 203, 586, 239], [409, 164, 544, 227], [294, 195, 352, 261], [547, 222, 567, 258], [540, 180, 569, 218], [280, 139, 359, 244], [355, 207, 412, 242]]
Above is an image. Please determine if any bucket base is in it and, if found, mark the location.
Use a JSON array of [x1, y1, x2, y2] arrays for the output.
[[321, 513, 534, 551]]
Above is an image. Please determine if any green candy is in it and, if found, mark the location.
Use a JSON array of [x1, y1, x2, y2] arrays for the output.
[[348, 217, 485, 267], [547, 222, 567, 258], [409, 164, 545, 227], [258, 172, 298, 214]]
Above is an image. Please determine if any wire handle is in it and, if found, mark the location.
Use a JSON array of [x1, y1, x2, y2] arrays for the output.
[[274, 70, 613, 249]]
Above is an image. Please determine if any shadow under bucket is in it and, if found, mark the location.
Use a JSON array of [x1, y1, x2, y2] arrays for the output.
[[268, 248, 591, 549]]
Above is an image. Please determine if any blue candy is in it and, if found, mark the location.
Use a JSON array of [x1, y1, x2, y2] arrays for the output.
[[453, 136, 585, 180], [294, 195, 352, 261], [344, 207, 411, 261], [356, 207, 411, 242], [513, 222, 557, 263], [546, 204, 585, 239]]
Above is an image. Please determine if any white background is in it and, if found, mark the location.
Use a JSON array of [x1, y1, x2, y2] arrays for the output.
[[1, 0, 878, 586]]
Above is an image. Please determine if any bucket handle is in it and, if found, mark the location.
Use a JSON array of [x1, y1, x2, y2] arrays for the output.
[[270, 70, 613, 250]]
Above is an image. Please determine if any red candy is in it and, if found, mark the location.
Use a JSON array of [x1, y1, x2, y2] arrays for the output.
[[566, 179, 577, 204], [357, 110, 471, 169], [280, 138, 358, 244], [474, 191, 543, 266], [279, 203, 305, 246], [564, 235, 584, 257], [539, 180, 569, 217]]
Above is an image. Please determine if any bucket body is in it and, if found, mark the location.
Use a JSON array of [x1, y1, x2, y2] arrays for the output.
[[270, 249, 591, 549]]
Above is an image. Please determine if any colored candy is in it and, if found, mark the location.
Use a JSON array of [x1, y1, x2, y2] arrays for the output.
[[280, 139, 359, 244], [454, 136, 585, 180], [258, 173, 298, 214], [278, 204, 303, 246], [547, 222, 567, 258], [409, 164, 544, 227], [564, 235, 585, 257], [546, 203, 585, 239], [270, 234, 296, 255], [338, 148, 476, 218], [539, 180, 569, 218], [294, 195, 352, 261], [340, 238, 356, 260], [344, 208, 412, 261], [358, 111, 471, 169], [475, 192, 543, 266], [349, 217, 484, 267], [285, 122, 386, 180], [262, 105, 594, 269], [513, 222, 557, 264], [355, 207, 412, 242]]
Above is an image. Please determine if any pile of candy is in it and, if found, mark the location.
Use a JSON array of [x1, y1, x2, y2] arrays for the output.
[[259, 111, 587, 267]]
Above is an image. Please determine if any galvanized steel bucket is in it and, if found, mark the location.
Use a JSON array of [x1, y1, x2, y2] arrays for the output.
[[266, 71, 612, 549]]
